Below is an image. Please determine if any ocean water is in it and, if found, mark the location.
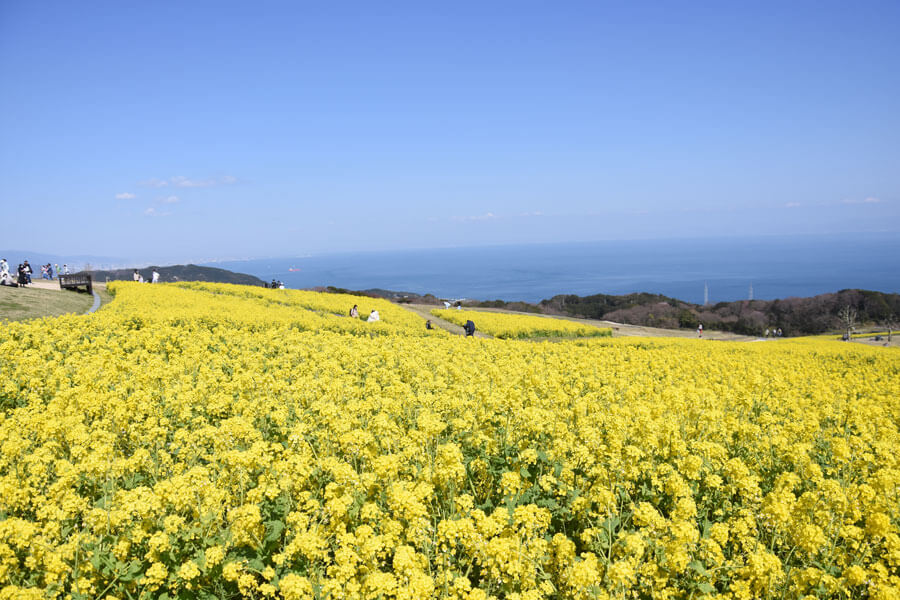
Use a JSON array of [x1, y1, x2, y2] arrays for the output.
[[208, 233, 900, 304]]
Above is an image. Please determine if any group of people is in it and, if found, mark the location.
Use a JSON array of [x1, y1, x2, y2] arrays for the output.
[[349, 304, 380, 322], [132, 269, 161, 284], [267, 280, 285, 289], [357, 305, 474, 336], [765, 328, 783, 337], [0, 259, 70, 287]]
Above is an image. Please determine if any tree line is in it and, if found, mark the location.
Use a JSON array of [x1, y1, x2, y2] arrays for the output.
[[474, 289, 899, 337]]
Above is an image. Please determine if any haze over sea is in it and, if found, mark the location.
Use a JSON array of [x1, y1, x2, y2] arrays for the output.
[[208, 232, 899, 305]]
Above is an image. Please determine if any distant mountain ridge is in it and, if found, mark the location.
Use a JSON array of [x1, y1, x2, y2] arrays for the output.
[[88, 264, 265, 286], [0, 250, 125, 271]]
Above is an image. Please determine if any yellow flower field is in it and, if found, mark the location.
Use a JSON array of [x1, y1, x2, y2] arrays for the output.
[[432, 309, 611, 339], [1, 282, 899, 599]]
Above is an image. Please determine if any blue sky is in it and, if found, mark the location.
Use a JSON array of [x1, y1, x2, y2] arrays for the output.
[[1, 1, 898, 262]]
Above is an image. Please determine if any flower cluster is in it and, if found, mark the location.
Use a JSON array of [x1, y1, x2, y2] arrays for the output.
[[0, 283, 898, 598]]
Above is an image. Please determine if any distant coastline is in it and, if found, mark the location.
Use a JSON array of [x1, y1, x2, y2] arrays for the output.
[[207, 232, 900, 304]]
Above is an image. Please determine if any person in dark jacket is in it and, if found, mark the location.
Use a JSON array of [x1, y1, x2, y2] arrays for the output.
[[463, 320, 476, 337]]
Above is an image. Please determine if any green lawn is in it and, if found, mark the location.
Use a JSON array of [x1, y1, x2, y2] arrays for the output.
[[0, 285, 94, 321]]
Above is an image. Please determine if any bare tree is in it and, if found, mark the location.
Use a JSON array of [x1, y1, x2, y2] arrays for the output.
[[883, 313, 897, 342], [838, 305, 857, 340]]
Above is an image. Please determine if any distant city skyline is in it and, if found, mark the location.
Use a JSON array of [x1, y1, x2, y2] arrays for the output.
[[1, 1, 898, 263]]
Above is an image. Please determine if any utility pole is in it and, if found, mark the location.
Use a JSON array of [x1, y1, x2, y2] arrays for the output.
[[704, 282, 709, 306], [749, 283, 753, 301]]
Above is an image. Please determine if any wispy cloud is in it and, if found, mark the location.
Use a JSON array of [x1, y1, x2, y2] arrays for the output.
[[144, 207, 171, 217], [139, 178, 169, 188], [842, 196, 882, 204], [452, 212, 497, 222], [115, 192, 136, 200], [518, 211, 544, 217], [160, 195, 180, 204], [170, 175, 215, 188], [140, 175, 238, 188]]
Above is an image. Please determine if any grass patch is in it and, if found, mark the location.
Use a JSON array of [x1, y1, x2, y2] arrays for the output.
[[0, 285, 94, 321]]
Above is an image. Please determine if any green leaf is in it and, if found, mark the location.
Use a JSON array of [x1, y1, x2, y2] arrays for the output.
[[90, 553, 103, 571], [697, 582, 715, 594], [265, 520, 285, 543], [117, 560, 144, 582], [248, 558, 265, 571], [689, 560, 709, 577]]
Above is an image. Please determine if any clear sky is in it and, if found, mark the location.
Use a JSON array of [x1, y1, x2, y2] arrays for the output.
[[1, 1, 898, 262]]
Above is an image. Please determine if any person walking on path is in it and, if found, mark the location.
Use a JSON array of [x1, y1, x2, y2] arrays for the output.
[[697, 323, 703, 338]]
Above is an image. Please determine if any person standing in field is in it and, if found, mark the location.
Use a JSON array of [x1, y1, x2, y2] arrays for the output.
[[367, 310, 380, 322], [23, 261, 32, 283], [350, 304, 359, 318], [698, 323, 703, 338], [133, 269, 140, 282], [152, 269, 160, 283]]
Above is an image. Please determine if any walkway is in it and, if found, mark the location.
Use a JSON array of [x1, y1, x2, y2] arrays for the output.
[[26, 279, 105, 315], [87, 289, 101, 313], [401, 303, 492, 338]]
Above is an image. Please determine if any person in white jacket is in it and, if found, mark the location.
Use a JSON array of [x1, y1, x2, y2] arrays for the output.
[[367, 310, 380, 322]]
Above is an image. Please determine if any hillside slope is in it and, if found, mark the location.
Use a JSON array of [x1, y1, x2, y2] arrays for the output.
[[88, 264, 265, 286]]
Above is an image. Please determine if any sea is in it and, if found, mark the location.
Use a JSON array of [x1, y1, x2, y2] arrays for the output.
[[206, 232, 900, 305]]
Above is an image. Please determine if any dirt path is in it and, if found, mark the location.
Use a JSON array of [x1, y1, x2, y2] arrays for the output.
[[402, 304, 492, 338], [22, 280, 63, 290], [24, 279, 108, 314], [851, 335, 899, 349], [448, 305, 758, 341]]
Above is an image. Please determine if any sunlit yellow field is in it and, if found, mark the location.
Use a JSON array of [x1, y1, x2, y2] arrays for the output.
[[1, 282, 899, 599]]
